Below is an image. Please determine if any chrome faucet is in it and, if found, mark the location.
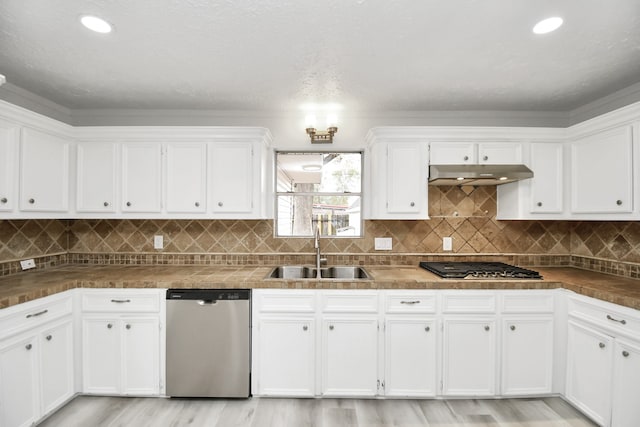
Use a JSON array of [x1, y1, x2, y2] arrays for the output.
[[314, 226, 327, 278]]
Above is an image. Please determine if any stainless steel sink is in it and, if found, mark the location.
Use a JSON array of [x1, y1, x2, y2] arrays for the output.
[[266, 265, 371, 280]]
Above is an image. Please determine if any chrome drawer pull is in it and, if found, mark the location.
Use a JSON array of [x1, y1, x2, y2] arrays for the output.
[[606, 314, 627, 325], [111, 299, 131, 303], [400, 300, 420, 305], [26, 309, 48, 319]]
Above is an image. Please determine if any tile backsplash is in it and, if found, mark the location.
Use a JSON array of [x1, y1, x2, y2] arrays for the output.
[[2, 187, 640, 274]]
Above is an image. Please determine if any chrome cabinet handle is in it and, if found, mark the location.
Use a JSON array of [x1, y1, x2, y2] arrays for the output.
[[195, 202, 200, 207], [103, 201, 109, 207], [483, 155, 488, 161], [410, 201, 415, 207], [537, 202, 543, 207], [126, 201, 132, 207], [302, 325, 308, 331], [484, 325, 490, 331], [107, 323, 113, 329], [510, 325, 516, 331], [606, 314, 626, 325], [126, 324, 131, 330], [25, 344, 32, 350], [28, 198, 35, 204], [425, 326, 430, 332], [463, 155, 469, 161], [46, 335, 52, 341], [329, 325, 334, 331], [616, 200, 623, 206], [0, 197, 7, 203], [218, 201, 223, 207], [400, 300, 420, 305], [26, 309, 48, 319], [622, 350, 630, 358], [111, 299, 131, 303], [599, 342, 606, 349]]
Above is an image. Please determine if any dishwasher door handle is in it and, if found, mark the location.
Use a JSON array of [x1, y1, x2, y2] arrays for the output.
[[197, 300, 218, 305]]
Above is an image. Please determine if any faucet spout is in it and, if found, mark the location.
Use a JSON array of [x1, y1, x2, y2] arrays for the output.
[[315, 226, 326, 278]]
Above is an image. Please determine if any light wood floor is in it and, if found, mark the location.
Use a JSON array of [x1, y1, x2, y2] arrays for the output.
[[38, 396, 597, 427]]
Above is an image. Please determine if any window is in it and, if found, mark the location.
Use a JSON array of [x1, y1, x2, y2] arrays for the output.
[[275, 152, 362, 237]]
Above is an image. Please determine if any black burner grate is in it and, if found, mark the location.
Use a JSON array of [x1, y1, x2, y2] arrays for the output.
[[419, 261, 542, 279]]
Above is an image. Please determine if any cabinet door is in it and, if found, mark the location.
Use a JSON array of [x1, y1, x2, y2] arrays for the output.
[[0, 120, 18, 212], [442, 318, 496, 396], [612, 340, 640, 427], [501, 317, 553, 395], [566, 321, 613, 426], [0, 335, 39, 427], [121, 317, 160, 395], [257, 317, 315, 396], [384, 317, 437, 397], [571, 125, 633, 213], [529, 142, 563, 213], [76, 142, 117, 213], [478, 142, 522, 164], [82, 318, 120, 394], [386, 143, 427, 215], [122, 143, 162, 213], [20, 127, 69, 212], [211, 142, 253, 214], [322, 317, 378, 396], [40, 319, 74, 415], [166, 143, 207, 213], [429, 142, 476, 164]]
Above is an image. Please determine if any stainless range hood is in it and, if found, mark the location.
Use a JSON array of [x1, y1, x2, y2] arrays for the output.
[[429, 164, 533, 186]]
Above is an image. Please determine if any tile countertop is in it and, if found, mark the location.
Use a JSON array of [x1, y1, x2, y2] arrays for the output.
[[0, 264, 639, 311]]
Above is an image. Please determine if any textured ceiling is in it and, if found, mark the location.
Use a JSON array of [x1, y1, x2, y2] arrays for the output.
[[1, 0, 640, 112]]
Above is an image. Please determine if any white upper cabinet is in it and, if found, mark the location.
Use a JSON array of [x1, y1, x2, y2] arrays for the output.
[[210, 141, 254, 215], [166, 142, 207, 213], [20, 127, 70, 212], [366, 135, 429, 219], [76, 142, 118, 213], [121, 143, 163, 213], [430, 141, 521, 165], [0, 120, 18, 212], [571, 125, 633, 214], [529, 142, 564, 213]]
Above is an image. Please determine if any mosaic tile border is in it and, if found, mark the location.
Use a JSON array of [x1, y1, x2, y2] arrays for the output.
[[0, 253, 68, 277]]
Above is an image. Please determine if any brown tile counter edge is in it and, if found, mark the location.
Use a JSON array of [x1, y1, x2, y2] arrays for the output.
[[1, 265, 639, 311]]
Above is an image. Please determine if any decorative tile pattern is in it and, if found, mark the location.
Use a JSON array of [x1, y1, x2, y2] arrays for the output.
[[0, 220, 67, 260]]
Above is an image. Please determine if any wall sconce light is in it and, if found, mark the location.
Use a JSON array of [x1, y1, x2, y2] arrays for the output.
[[305, 114, 338, 144]]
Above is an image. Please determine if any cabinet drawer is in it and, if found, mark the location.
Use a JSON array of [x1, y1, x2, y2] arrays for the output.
[[385, 292, 436, 313], [256, 291, 316, 313], [569, 296, 640, 338], [0, 292, 73, 340], [320, 291, 378, 313], [442, 292, 496, 313], [81, 290, 161, 313], [500, 292, 554, 313]]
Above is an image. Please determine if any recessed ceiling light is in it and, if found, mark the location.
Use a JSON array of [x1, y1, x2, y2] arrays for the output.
[[533, 17, 563, 34], [302, 164, 322, 172], [80, 15, 113, 34]]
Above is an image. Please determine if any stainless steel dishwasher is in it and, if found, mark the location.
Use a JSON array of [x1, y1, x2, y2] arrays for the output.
[[166, 289, 251, 398]]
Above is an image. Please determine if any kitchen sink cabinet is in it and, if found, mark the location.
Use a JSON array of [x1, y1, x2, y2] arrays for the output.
[[121, 142, 163, 213], [571, 125, 634, 215], [442, 317, 497, 396], [76, 142, 118, 213], [321, 316, 379, 397], [20, 127, 70, 213], [0, 119, 18, 212], [255, 317, 316, 397], [366, 138, 429, 219]]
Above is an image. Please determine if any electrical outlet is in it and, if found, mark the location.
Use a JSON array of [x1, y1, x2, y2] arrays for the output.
[[20, 258, 36, 270], [374, 237, 392, 251], [153, 235, 164, 250], [443, 237, 453, 251]]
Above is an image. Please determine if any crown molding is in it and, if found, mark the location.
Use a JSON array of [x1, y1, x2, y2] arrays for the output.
[[0, 83, 72, 125], [569, 81, 640, 126]]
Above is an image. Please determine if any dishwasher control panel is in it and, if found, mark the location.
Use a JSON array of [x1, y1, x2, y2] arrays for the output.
[[166, 289, 250, 301]]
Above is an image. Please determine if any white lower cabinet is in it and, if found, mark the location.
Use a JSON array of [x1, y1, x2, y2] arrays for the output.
[[0, 318, 73, 427], [612, 340, 640, 427], [321, 316, 379, 397], [501, 317, 554, 395], [442, 318, 496, 396], [255, 317, 315, 397], [384, 317, 437, 397]]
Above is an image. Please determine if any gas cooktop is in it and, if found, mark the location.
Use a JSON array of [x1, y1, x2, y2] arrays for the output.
[[419, 262, 542, 279]]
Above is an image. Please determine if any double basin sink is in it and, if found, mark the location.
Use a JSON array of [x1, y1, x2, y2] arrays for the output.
[[267, 265, 371, 280]]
